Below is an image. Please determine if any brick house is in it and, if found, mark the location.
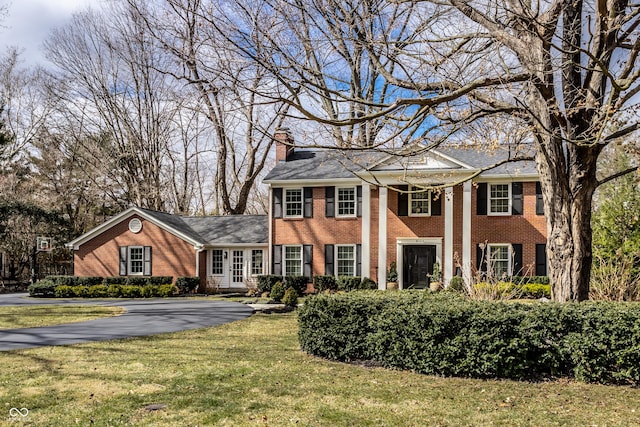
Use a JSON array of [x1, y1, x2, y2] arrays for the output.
[[264, 130, 547, 289], [66, 207, 268, 291]]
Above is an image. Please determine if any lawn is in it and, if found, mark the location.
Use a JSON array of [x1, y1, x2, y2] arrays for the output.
[[0, 305, 124, 330], [1, 312, 640, 426]]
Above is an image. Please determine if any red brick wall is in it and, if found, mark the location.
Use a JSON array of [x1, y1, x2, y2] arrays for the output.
[[74, 214, 198, 281]]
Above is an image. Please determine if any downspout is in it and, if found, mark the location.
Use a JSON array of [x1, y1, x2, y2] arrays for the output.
[[195, 244, 205, 291]]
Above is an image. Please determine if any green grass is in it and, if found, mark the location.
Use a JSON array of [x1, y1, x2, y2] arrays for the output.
[[1, 313, 640, 426], [0, 305, 124, 330]]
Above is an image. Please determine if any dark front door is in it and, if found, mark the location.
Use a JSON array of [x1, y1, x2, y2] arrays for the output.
[[403, 245, 436, 289]]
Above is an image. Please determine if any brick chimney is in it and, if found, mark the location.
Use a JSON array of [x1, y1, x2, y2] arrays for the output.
[[274, 128, 295, 162]]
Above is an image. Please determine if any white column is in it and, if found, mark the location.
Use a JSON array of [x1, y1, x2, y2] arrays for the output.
[[361, 183, 371, 279], [377, 187, 388, 289], [444, 186, 454, 284], [462, 181, 472, 281]]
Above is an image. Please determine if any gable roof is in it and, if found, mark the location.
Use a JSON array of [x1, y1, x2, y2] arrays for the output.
[[67, 207, 268, 250], [264, 143, 537, 183]]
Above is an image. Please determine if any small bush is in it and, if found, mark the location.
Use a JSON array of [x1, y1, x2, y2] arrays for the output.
[[77, 277, 103, 287], [270, 281, 285, 302], [313, 275, 337, 293], [103, 277, 128, 286], [54, 285, 76, 298], [360, 277, 377, 290], [257, 275, 283, 293], [141, 285, 155, 298], [28, 279, 57, 297], [176, 277, 200, 294], [125, 277, 149, 287], [45, 275, 79, 286], [107, 284, 122, 297], [337, 276, 362, 292], [284, 276, 309, 295], [147, 276, 174, 286], [447, 276, 465, 292], [511, 276, 550, 285], [156, 284, 178, 297], [87, 284, 109, 298], [282, 287, 299, 307], [120, 285, 142, 298], [520, 283, 551, 299]]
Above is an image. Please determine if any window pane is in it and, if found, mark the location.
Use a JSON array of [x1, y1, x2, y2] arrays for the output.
[[490, 184, 509, 213], [252, 250, 263, 275], [285, 189, 303, 217], [212, 250, 223, 275], [129, 247, 143, 274], [410, 188, 430, 215], [490, 245, 510, 277], [337, 187, 355, 216], [284, 246, 302, 276], [336, 245, 355, 276]]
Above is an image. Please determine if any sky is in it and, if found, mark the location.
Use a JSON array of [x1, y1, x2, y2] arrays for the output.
[[1, 0, 94, 66]]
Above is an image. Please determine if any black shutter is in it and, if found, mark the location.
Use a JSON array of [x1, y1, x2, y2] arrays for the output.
[[143, 246, 152, 276], [476, 244, 487, 272], [272, 245, 282, 275], [324, 244, 335, 275], [119, 246, 128, 276], [511, 244, 523, 276], [398, 185, 409, 216], [303, 244, 313, 281], [536, 182, 544, 215], [356, 186, 363, 217], [477, 183, 487, 215], [512, 182, 523, 215], [273, 188, 283, 218], [304, 187, 313, 218], [536, 243, 547, 276], [356, 244, 362, 276], [325, 186, 335, 217], [431, 191, 441, 216]]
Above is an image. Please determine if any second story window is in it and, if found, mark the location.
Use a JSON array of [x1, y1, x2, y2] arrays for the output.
[[285, 188, 303, 218], [410, 187, 431, 216], [337, 187, 356, 217], [489, 184, 510, 215]]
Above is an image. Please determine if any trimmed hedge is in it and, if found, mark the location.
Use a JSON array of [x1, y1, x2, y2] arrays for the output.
[[284, 276, 308, 295], [298, 291, 640, 384], [257, 275, 282, 293], [28, 279, 57, 297], [176, 276, 200, 294], [313, 275, 337, 292], [30, 276, 178, 298]]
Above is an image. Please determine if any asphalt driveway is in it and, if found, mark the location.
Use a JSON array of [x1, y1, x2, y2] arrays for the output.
[[0, 293, 254, 351]]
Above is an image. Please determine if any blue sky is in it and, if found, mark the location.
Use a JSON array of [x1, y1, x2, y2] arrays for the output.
[[1, 0, 93, 66]]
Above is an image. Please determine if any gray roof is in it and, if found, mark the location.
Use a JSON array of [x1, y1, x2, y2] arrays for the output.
[[264, 143, 537, 182], [138, 208, 268, 246]]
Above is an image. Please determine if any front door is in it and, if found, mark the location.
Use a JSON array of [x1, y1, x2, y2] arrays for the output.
[[231, 250, 245, 287], [403, 245, 436, 289]]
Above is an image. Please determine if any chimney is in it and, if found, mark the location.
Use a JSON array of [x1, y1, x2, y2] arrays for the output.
[[274, 128, 295, 162]]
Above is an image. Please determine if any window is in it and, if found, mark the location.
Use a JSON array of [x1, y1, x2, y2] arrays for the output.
[[488, 244, 511, 277], [489, 184, 510, 215], [410, 187, 431, 216], [252, 249, 264, 275], [128, 246, 144, 275], [337, 187, 356, 217], [211, 249, 224, 275], [336, 245, 356, 276], [284, 188, 303, 218], [284, 245, 302, 276]]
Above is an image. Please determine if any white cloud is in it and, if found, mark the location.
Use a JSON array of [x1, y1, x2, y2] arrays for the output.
[[1, 0, 95, 66]]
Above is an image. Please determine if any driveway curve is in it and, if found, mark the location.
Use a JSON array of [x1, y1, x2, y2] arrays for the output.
[[0, 293, 254, 351]]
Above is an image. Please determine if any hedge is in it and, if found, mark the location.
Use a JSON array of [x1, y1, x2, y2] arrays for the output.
[[298, 291, 640, 384], [175, 276, 200, 294], [30, 278, 178, 298]]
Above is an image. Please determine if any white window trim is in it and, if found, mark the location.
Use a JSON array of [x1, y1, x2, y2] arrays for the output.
[[409, 187, 431, 217], [487, 243, 512, 277], [335, 244, 357, 277], [251, 249, 264, 276], [488, 183, 512, 216], [336, 186, 357, 218], [283, 245, 303, 276], [210, 249, 225, 276], [284, 188, 304, 219], [128, 246, 144, 276]]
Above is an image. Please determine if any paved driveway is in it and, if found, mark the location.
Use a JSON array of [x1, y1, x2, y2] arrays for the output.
[[0, 294, 254, 351]]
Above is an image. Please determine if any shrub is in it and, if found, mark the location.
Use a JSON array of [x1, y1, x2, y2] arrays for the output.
[[313, 275, 337, 293], [511, 276, 550, 285], [120, 285, 142, 298], [257, 275, 283, 293], [107, 284, 122, 297], [447, 276, 466, 293], [520, 283, 551, 299], [103, 277, 128, 286], [125, 277, 149, 287], [270, 281, 285, 302], [282, 287, 299, 307], [176, 277, 200, 294], [54, 285, 76, 298], [45, 275, 79, 286], [283, 276, 309, 295], [147, 276, 174, 286], [28, 279, 57, 297], [298, 292, 640, 385], [156, 284, 178, 297], [141, 285, 155, 298], [77, 277, 104, 287], [337, 276, 362, 292], [87, 285, 109, 298], [359, 277, 377, 290]]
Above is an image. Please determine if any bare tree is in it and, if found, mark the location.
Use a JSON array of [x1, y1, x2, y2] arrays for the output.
[[128, 0, 291, 214], [234, 0, 640, 301]]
